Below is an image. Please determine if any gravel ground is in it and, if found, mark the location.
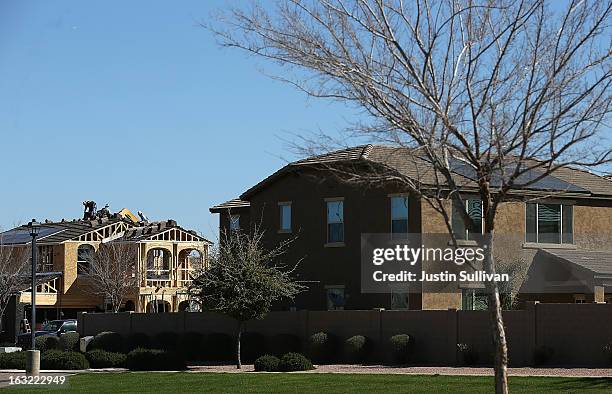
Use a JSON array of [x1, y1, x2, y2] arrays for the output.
[[188, 364, 612, 378]]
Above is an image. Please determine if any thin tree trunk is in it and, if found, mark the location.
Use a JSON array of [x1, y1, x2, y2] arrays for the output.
[[484, 225, 509, 394], [236, 321, 243, 369]]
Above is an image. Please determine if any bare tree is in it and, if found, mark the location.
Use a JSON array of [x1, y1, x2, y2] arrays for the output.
[[0, 242, 30, 334], [189, 226, 305, 369], [210, 1, 611, 391], [87, 242, 139, 313]]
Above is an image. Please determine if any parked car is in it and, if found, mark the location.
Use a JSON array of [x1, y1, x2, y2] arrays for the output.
[[16, 319, 77, 348]]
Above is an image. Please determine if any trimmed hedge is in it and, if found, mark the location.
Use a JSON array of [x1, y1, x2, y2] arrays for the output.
[[180, 332, 205, 361], [279, 352, 314, 372], [269, 333, 301, 356], [154, 332, 179, 351], [41, 350, 89, 370], [126, 348, 186, 371], [388, 334, 414, 365], [88, 331, 124, 353], [204, 333, 234, 361], [254, 354, 280, 372], [242, 332, 267, 363], [308, 332, 339, 364], [85, 349, 127, 368], [126, 332, 150, 351], [36, 335, 61, 353], [0, 351, 26, 369], [60, 332, 80, 352], [344, 335, 370, 363]]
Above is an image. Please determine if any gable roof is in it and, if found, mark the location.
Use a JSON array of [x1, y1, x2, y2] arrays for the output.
[[233, 144, 611, 201], [1, 217, 210, 245], [0, 217, 130, 245], [122, 221, 210, 243]]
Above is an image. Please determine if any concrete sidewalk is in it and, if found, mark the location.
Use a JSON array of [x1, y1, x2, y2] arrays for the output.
[[187, 364, 612, 378]]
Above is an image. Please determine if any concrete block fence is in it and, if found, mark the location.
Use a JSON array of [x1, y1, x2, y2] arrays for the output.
[[77, 302, 612, 367]]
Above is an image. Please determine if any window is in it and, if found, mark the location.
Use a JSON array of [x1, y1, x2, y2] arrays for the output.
[[573, 294, 586, 304], [77, 244, 94, 275], [279, 202, 291, 232], [325, 286, 346, 310], [452, 199, 483, 241], [391, 291, 409, 310], [391, 196, 408, 234], [462, 289, 488, 310], [229, 215, 240, 231], [326, 199, 344, 243], [526, 203, 573, 244]]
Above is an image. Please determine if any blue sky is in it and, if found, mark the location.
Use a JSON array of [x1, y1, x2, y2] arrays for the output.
[[0, 0, 356, 241], [1, 1, 609, 242]]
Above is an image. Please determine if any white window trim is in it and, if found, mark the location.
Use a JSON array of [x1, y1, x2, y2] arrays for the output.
[[525, 202, 574, 245], [390, 195, 409, 234], [278, 201, 292, 233], [325, 198, 344, 245]]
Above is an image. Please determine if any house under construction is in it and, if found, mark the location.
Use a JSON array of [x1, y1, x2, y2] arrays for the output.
[[0, 201, 210, 331]]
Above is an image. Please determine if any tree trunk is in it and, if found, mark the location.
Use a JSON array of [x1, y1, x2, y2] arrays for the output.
[[236, 321, 243, 369], [483, 225, 509, 394]]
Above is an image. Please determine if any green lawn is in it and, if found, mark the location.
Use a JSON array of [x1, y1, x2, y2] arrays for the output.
[[5, 373, 612, 393]]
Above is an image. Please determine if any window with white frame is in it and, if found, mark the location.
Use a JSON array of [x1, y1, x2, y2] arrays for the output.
[[279, 202, 291, 232], [451, 199, 483, 241], [525, 203, 573, 244], [229, 214, 240, 231], [390, 196, 408, 234], [326, 199, 344, 243]]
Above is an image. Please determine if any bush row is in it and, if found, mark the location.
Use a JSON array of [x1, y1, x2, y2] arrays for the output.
[[0, 351, 89, 370], [84, 330, 416, 365]]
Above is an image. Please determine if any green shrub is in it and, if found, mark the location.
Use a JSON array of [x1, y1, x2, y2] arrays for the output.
[[269, 333, 301, 356], [88, 331, 124, 353], [279, 352, 314, 372], [204, 333, 233, 361], [154, 332, 179, 351], [85, 349, 127, 368], [242, 332, 267, 363], [126, 348, 186, 371], [41, 350, 89, 370], [308, 332, 339, 364], [388, 334, 414, 365], [457, 343, 479, 366], [254, 354, 280, 372], [0, 351, 26, 369], [344, 335, 371, 363], [180, 332, 205, 361], [533, 345, 554, 366], [126, 332, 150, 351], [59, 332, 80, 352], [35, 335, 61, 353]]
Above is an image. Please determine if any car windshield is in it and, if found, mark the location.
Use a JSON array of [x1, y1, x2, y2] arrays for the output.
[[41, 321, 63, 331]]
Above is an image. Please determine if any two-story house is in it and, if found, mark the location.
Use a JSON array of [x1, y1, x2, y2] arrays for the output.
[[210, 145, 612, 311], [1, 203, 210, 332]]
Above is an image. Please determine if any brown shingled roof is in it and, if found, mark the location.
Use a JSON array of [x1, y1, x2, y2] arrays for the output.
[[209, 198, 251, 213], [208, 144, 611, 209]]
